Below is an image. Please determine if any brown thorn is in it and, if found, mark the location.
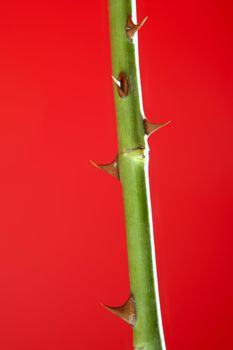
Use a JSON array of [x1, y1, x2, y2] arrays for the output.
[[90, 157, 119, 179], [126, 15, 148, 41], [144, 119, 171, 136], [102, 295, 136, 327], [112, 73, 129, 98]]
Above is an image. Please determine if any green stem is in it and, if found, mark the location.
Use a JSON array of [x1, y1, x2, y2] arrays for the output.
[[108, 1, 166, 349]]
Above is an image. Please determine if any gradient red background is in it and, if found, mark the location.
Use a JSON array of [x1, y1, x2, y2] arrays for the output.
[[0, 0, 232, 349]]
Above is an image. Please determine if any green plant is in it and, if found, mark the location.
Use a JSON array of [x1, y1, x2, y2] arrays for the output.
[[91, 1, 170, 349]]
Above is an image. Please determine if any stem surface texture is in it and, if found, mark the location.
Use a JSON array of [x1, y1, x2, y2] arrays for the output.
[[107, 1, 166, 349]]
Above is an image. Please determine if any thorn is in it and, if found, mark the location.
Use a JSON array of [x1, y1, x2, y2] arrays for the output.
[[102, 295, 136, 327], [112, 75, 121, 88], [112, 73, 129, 98], [144, 119, 171, 136], [90, 158, 119, 179], [126, 15, 148, 41]]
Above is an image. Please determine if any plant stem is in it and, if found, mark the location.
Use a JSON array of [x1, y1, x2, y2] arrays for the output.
[[108, 1, 166, 349]]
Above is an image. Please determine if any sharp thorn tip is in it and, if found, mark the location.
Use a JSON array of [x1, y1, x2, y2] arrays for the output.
[[126, 15, 148, 41], [89, 160, 98, 168], [140, 16, 148, 26], [90, 157, 119, 179], [112, 75, 121, 87], [144, 119, 171, 136], [102, 295, 136, 327]]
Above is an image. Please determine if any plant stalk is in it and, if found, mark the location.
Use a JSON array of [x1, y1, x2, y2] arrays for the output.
[[108, 1, 166, 349]]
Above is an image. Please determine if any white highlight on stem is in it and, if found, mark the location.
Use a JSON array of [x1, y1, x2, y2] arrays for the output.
[[145, 152, 166, 350], [131, 0, 146, 120]]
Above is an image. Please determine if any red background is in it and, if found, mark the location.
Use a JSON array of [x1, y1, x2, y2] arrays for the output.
[[0, 0, 232, 349]]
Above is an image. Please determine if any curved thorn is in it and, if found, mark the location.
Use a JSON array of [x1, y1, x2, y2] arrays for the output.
[[144, 119, 171, 136], [102, 295, 136, 327], [90, 158, 119, 179], [126, 15, 148, 41], [112, 73, 129, 98]]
